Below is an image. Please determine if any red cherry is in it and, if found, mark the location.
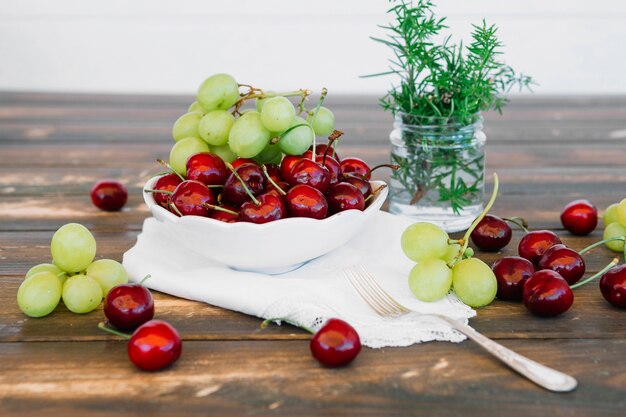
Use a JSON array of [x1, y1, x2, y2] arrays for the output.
[[186, 152, 227, 186], [170, 180, 215, 217], [280, 155, 301, 184], [289, 159, 331, 193], [310, 144, 341, 161], [310, 318, 361, 367], [151, 173, 182, 208], [285, 184, 328, 219], [91, 180, 128, 211], [327, 183, 365, 214], [560, 199, 598, 235], [523, 270, 574, 317], [470, 215, 512, 252], [340, 157, 371, 180], [127, 320, 182, 372], [231, 158, 257, 169], [209, 204, 239, 223], [600, 264, 626, 309], [104, 283, 155, 331], [303, 153, 341, 185], [239, 193, 286, 224], [222, 163, 266, 206], [518, 230, 562, 265], [342, 174, 372, 198], [267, 180, 289, 196], [537, 244, 585, 285], [492, 256, 535, 301]]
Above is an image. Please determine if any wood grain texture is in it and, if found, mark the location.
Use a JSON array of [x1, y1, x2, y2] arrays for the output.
[[1, 92, 625, 416]]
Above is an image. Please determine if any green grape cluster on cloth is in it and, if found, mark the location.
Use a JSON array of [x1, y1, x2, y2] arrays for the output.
[[168, 73, 335, 175], [17, 223, 129, 317]]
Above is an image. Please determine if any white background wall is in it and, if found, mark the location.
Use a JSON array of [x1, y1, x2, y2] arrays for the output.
[[1, 0, 626, 95]]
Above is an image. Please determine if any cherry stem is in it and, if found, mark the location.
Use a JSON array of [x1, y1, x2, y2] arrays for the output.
[[503, 216, 529, 233], [139, 274, 152, 285], [226, 163, 260, 206], [170, 202, 183, 217], [260, 318, 315, 335], [322, 130, 344, 165], [270, 123, 309, 145], [98, 322, 131, 340], [578, 236, 626, 256], [156, 159, 185, 181], [365, 164, 401, 178], [364, 184, 387, 203], [570, 258, 619, 289], [144, 189, 173, 195], [308, 88, 328, 162], [206, 185, 223, 189], [202, 203, 238, 216], [261, 165, 287, 196], [449, 173, 499, 267]]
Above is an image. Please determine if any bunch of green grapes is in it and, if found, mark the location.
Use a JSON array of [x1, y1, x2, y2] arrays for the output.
[[401, 222, 497, 307], [602, 200, 626, 252], [168, 73, 335, 174], [17, 223, 129, 317]]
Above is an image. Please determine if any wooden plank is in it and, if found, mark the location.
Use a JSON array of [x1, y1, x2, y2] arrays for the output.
[[0, 339, 625, 417]]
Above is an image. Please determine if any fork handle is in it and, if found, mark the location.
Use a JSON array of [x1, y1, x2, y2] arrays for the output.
[[437, 315, 577, 392]]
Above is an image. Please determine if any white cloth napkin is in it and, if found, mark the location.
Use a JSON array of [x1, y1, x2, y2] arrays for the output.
[[123, 211, 475, 348]]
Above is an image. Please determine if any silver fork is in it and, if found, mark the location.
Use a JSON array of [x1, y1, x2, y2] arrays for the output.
[[344, 265, 578, 393]]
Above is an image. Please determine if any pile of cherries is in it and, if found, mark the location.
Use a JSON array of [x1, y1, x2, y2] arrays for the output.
[[149, 144, 389, 224], [469, 199, 626, 317], [99, 279, 182, 372]]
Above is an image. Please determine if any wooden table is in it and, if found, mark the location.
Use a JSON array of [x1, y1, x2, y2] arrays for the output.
[[1, 92, 625, 416]]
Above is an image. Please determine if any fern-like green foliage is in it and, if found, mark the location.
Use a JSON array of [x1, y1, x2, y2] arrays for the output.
[[366, 0, 534, 125]]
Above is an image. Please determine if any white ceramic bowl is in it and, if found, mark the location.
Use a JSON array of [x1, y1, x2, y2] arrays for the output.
[[143, 175, 388, 274]]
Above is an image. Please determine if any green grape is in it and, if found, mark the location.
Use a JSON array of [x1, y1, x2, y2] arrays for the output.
[[17, 271, 62, 318], [26, 263, 67, 285], [169, 137, 210, 175], [442, 243, 461, 264], [62, 274, 103, 314], [260, 96, 295, 132], [604, 203, 619, 225], [452, 258, 497, 308], [86, 259, 128, 296], [187, 101, 206, 115], [307, 106, 335, 137], [408, 259, 453, 302], [211, 143, 238, 163], [228, 111, 270, 158], [172, 111, 202, 142], [197, 73, 239, 112], [278, 116, 313, 156], [254, 143, 282, 164], [617, 199, 626, 226], [401, 222, 449, 262], [51, 223, 96, 273], [198, 110, 235, 146], [604, 222, 626, 252]]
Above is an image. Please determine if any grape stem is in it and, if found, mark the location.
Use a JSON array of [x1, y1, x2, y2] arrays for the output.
[[308, 88, 328, 162], [261, 165, 287, 196], [156, 159, 185, 181], [503, 216, 529, 233], [570, 258, 619, 289], [449, 172, 499, 267], [98, 322, 131, 340], [232, 88, 311, 115], [260, 318, 315, 335], [226, 163, 260, 206], [578, 236, 626, 256]]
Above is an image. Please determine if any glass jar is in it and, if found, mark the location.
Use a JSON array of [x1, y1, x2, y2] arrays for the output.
[[388, 112, 486, 232]]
